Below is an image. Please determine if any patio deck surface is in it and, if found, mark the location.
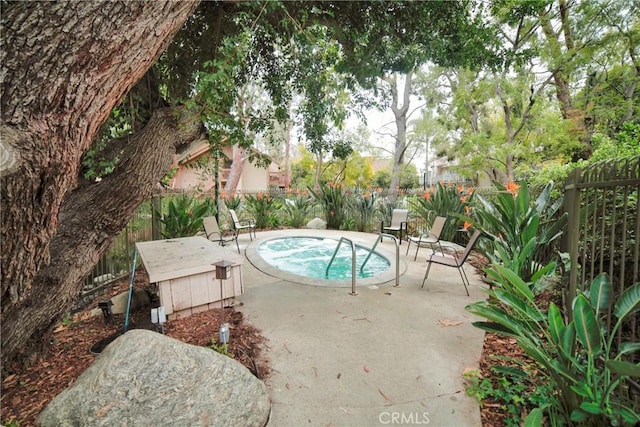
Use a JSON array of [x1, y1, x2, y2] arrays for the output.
[[233, 228, 486, 427]]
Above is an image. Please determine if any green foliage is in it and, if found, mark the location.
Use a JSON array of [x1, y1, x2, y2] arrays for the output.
[[466, 181, 566, 282], [466, 272, 640, 426], [346, 189, 376, 232], [209, 338, 229, 356], [282, 191, 314, 228], [308, 182, 346, 230], [222, 192, 242, 211], [244, 192, 278, 229], [409, 182, 474, 241], [464, 366, 556, 427], [159, 195, 214, 239]]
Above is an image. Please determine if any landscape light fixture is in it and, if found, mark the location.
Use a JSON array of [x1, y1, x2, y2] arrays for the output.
[[214, 260, 234, 308]]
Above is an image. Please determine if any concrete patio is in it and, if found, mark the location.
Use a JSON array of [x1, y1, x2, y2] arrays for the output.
[[233, 229, 486, 427]]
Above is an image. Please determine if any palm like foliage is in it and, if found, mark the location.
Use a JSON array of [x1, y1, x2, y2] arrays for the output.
[[467, 181, 566, 282], [467, 271, 640, 426], [159, 195, 213, 238], [411, 182, 473, 241]]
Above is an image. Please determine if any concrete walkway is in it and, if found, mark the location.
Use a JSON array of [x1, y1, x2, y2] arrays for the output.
[[234, 229, 486, 427]]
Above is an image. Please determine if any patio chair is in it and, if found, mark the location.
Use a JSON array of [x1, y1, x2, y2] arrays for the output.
[[229, 209, 256, 240], [421, 229, 482, 296], [203, 216, 240, 253], [405, 216, 447, 261], [381, 208, 409, 245]]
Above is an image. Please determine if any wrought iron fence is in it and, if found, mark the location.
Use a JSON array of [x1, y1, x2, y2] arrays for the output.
[[563, 155, 640, 353]]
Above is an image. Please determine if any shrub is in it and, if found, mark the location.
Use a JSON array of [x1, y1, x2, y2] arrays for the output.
[[159, 194, 213, 238], [244, 192, 277, 229], [465, 181, 566, 282], [282, 192, 314, 228], [467, 271, 640, 426], [410, 182, 474, 241], [347, 189, 376, 232], [308, 182, 346, 230]]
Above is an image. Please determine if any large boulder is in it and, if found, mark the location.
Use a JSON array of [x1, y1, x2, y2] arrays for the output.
[[306, 217, 327, 229], [38, 329, 270, 427]]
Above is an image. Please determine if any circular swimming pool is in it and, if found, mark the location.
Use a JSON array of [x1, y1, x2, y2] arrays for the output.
[[258, 237, 389, 280]]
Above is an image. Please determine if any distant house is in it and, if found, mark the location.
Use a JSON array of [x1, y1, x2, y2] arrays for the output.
[[169, 139, 285, 192]]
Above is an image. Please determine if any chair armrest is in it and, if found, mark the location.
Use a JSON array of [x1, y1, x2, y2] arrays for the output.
[[239, 218, 255, 227]]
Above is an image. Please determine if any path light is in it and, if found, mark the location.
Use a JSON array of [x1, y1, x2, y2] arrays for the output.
[[219, 322, 230, 345], [214, 260, 233, 308]]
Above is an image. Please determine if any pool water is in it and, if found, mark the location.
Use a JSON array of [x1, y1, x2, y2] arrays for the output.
[[257, 237, 390, 280]]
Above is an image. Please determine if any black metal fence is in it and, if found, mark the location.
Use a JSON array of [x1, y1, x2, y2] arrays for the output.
[[563, 155, 640, 351]]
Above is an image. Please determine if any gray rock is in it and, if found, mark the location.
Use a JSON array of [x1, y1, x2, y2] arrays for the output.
[[38, 329, 270, 427], [110, 288, 150, 314], [306, 217, 327, 229]]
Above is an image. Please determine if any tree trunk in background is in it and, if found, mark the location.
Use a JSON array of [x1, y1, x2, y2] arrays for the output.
[[0, 0, 199, 369], [387, 72, 413, 203]]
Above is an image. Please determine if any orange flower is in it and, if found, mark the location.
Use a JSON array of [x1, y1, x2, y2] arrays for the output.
[[467, 187, 474, 195], [422, 191, 431, 200], [457, 185, 464, 193], [506, 182, 520, 196], [364, 191, 371, 198], [465, 205, 471, 214], [221, 191, 227, 199], [463, 221, 472, 230], [460, 195, 468, 203]]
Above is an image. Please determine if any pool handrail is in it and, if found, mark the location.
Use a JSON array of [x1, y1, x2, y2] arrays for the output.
[[361, 233, 400, 287], [325, 237, 358, 295]]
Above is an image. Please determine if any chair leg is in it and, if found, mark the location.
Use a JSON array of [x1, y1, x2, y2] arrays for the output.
[[234, 238, 240, 254], [457, 266, 470, 296], [405, 239, 411, 256], [413, 243, 420, 261], [421, 262, 433, 288]]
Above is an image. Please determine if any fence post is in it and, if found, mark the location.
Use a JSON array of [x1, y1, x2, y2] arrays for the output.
[[563, 167, 581, 320], [152, 195, 162, 240]]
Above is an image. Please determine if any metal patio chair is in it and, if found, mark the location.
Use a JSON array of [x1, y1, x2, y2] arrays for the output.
[[405, 216, 447, 261], [421, 229, 482, 296], [203, 216, 240, 253], [381, 208, 409, 244], [229, 209, 257, 240]]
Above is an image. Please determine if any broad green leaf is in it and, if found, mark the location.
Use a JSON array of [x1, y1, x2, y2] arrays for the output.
[[606, 360, 640, 377], [531, 261, 557, 283], [560, 322, 576, 357], [524, 407, 543, 427], [618, 342, 640, 357], [548, 303, 565, 345], [614, 282, 640, 320], [517, 338, 554, 369], [470, 321, 519, 338], [493, 264, 534, 301], [493, 289, 544, 322], [589, 273, 612, 313], [570, 408, 588, 422], [579, 401, 604, 415], [573, 295, 602, 356]]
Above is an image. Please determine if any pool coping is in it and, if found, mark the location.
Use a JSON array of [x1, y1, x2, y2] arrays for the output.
[[244, 229, 408, 288]]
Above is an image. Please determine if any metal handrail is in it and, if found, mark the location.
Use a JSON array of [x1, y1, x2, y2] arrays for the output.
[[325, 237, 358, 295], [361, 233, 400, 287]]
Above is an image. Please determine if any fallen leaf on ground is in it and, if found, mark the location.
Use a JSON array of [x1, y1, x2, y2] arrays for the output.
[[437, 319, 463, 327]]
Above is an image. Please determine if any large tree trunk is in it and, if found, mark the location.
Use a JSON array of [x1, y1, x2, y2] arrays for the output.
[[1, 1, 199, 369], [387, 72, 413, 203]]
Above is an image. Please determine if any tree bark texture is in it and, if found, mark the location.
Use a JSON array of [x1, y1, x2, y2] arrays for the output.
[[388, 73, 412, 201], [1, 1, 200, 368]]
